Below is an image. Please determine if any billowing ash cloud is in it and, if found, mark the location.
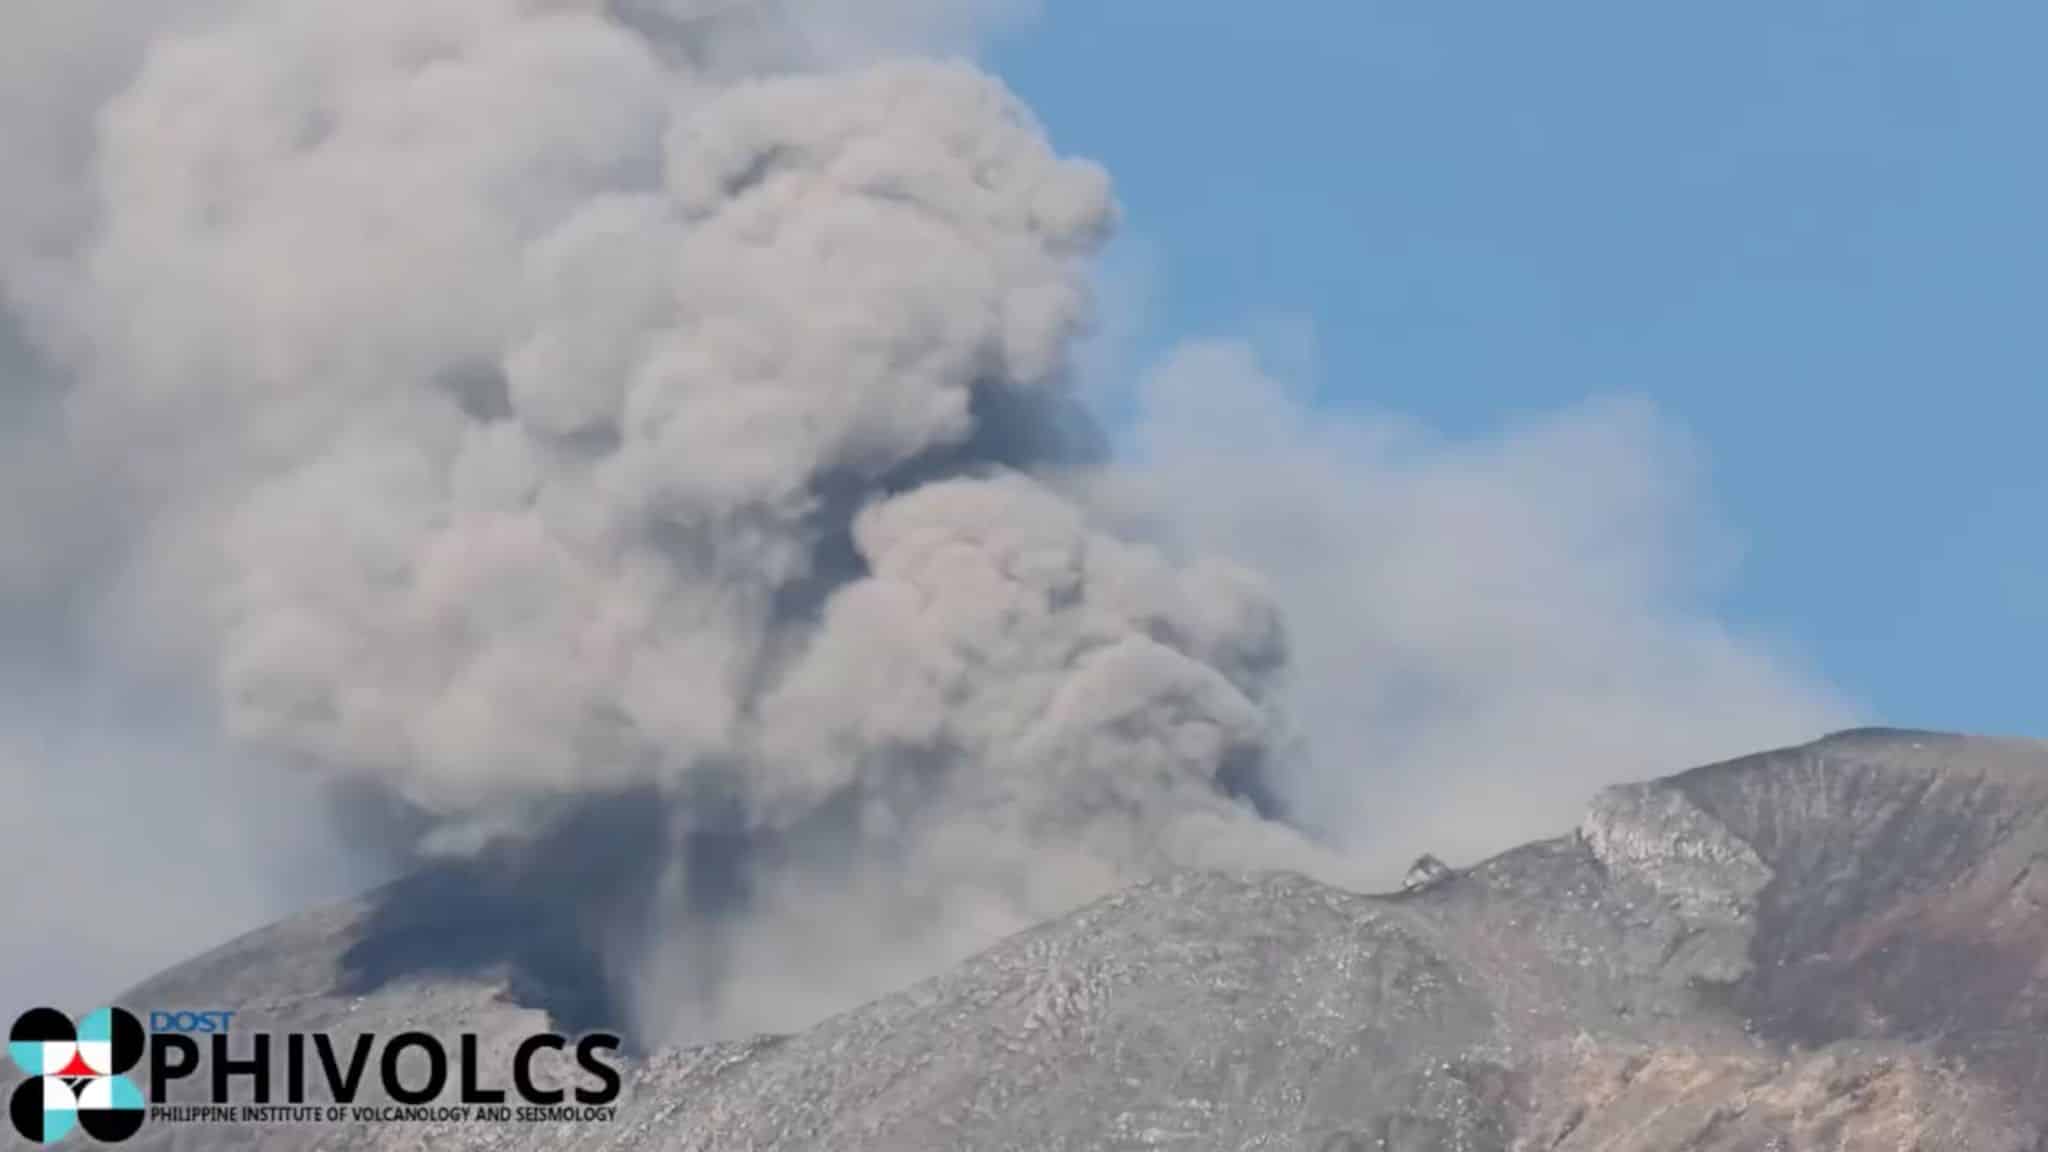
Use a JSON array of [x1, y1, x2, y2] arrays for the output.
[[3, 0, 1330, 1035], [1121, 341, 1854, 879], [1, 0, 1846, 1034]]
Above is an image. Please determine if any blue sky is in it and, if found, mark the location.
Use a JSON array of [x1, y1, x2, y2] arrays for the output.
[[992, 2, 2045, 739]]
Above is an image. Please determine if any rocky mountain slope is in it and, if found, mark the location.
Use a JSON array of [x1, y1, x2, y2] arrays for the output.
[[40, 729, 2048, 1149]]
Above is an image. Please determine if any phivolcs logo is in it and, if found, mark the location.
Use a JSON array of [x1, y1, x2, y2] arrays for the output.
[[10, 1005, 625, 1142], [9, 1007, 147, 1144]]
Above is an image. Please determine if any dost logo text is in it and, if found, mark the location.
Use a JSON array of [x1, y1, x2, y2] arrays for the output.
[[9, 1006, 624, 1144]]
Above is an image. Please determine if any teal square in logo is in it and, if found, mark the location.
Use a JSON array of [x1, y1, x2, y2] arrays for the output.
[[8, 1041, 48, 1076], [77, 1010, 118, 1046]]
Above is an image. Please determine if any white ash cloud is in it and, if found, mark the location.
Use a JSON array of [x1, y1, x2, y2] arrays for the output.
[[0, 0, 1842, 1038], [2, 0, 1333, 1037], [1123, 340, 1853, 879]]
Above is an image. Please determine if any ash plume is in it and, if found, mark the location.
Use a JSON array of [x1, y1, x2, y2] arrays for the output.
[[2, 0, 1327, 1036], [0, 0, 1844, 1033]]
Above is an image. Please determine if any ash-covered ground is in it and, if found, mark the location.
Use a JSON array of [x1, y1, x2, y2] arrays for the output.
[[52, 728, 2044, 1151]]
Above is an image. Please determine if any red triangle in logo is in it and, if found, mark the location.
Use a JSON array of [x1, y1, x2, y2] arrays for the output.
[[57, 1051, 96, 1077]]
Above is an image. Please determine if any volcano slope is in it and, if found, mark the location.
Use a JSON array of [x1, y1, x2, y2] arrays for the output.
[[74, 729, 2048, 1149]]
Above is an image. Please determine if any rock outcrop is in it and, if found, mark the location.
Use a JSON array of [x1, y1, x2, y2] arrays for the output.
[[29, 728, 2045, 1150]]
